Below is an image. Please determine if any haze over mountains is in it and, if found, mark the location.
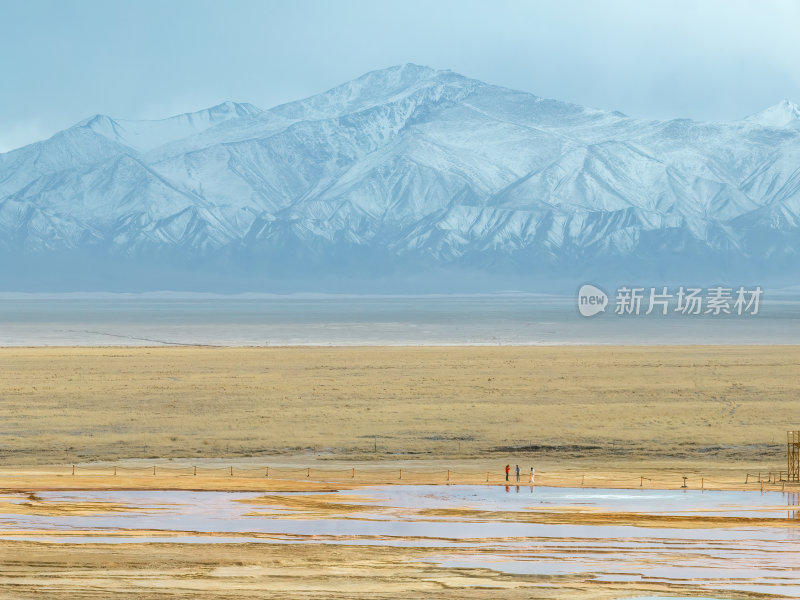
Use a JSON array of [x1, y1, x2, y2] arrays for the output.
[[1, 64, 799, 291]]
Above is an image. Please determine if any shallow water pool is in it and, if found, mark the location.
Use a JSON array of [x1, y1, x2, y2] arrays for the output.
[[1, 485, 798, 597]]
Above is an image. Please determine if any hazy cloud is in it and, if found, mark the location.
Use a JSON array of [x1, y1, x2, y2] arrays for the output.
[[1, 0, 799, 150], [0, 118, 50, 153]]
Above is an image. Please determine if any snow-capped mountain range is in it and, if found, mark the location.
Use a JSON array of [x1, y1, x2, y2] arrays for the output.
[[2, 64, 799, 290]]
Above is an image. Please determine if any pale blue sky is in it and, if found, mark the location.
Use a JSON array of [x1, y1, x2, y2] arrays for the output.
[[2, 0, 799, 152]]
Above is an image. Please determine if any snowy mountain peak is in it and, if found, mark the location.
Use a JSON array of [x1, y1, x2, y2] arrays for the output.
[[79, 113, 116, 128], [743, 99, 800, 128], [3, 66, 800, 289], [342, 63, 442, 92], [268, 64, 477, 122], [201, 101, 263, 119], [78, 101, 263, 153]]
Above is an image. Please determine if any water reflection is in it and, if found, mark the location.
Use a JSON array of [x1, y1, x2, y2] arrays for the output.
[[1, 485, 798, 596], [788, 491, 800, 519]]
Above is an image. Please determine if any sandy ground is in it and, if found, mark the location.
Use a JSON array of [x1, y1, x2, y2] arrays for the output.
[[5, 540, 752, 600], [0, 456, 789, 493], [1, 345, 798, 598]]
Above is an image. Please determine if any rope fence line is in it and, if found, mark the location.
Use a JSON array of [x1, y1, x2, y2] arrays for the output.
[[745, 471, 789, 484], [744, 471, 794, 491], [40, 465, 800, 490]]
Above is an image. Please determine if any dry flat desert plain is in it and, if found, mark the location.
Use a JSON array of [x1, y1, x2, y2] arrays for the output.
[[0, 345, 799, 598]]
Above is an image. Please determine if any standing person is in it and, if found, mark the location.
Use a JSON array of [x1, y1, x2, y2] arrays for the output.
[[505, 464, 510, 481], [530, 466, 535, 484], [515, 464, 520, 482]]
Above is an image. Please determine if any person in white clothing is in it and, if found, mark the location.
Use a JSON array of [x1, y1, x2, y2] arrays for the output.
[[530, 467, 535, 484]]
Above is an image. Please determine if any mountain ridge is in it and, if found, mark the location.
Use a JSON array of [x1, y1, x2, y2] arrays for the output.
[[1, 64, 799, 291]]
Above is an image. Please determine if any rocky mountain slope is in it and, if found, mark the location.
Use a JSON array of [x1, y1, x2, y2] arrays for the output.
[[2, 64, 798, 290]]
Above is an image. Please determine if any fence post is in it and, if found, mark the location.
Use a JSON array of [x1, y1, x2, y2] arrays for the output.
[[153, 465, 156, 476], [399, 469, 402, 480], [230, 466, 233, 477], [194, 465, 197, 477], [746, 473, 749, 484], [352, 467, 355, 479], [307, 467, 310, 478], [701, 477, 704, 490], [447, 470, 450, 482], [640, 476, 643, 487], [72, 465, 75, 476], [114, 466, 117, 476], [265, 467, 269, 478]]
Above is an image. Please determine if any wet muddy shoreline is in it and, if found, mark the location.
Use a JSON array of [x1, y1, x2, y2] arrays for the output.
[[1, 485, 798, 598]]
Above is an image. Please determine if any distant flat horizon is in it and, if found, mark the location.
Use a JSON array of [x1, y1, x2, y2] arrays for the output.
[[0, 294, 797, 347]]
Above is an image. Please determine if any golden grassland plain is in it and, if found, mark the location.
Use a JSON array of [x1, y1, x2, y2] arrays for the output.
[[0, 345, 798, 471], [1, 345, 799, 599]]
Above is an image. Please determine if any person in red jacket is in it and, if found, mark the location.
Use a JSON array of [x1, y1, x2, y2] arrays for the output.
[[505, 464, 510, 481]]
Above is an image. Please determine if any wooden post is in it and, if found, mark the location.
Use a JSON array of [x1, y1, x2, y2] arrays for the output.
[[194, 466, 197, 476], [72, 465, 75, 476], [640, 476, 643, 487], [114, 466, 117, 476], [701, 477, 704, 490], [581, 474, 585, 487], [352, 467, 355, 479], [486, 472, 489, 482], [746, 473, 749, 484], [399, 469, 402, 480], [758, 471, 761, 482], [230, 466, 233, 477], [447, 470, 450, 482], [265, 467, 269, 478], [307, 467, 310, 478], [153, 465, 156, 476]]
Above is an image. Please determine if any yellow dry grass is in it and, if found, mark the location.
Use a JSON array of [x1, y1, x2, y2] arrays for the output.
[[1, 345, 797, 599], [0, 345, 797, 470]]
